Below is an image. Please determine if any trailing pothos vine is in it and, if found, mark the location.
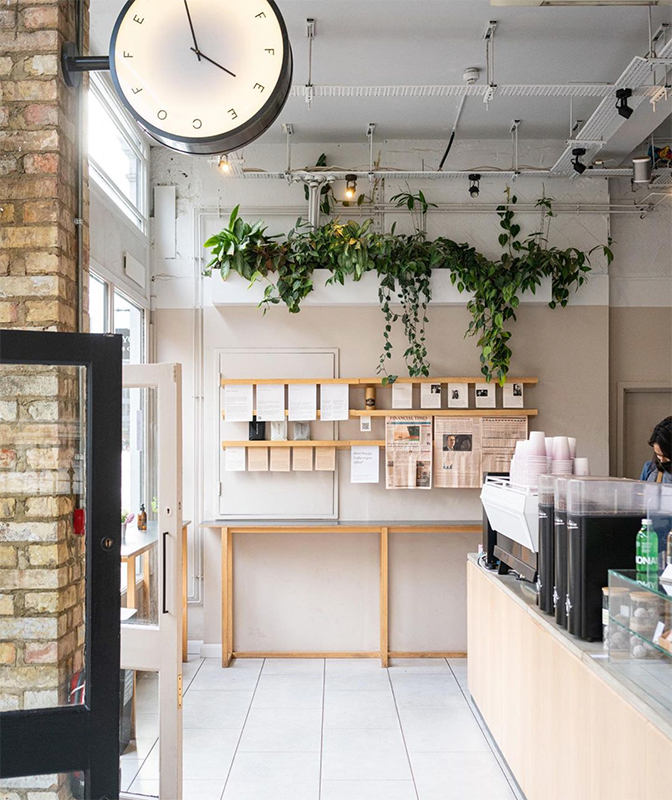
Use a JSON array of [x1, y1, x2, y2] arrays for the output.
[[204, 191, 612, 385]]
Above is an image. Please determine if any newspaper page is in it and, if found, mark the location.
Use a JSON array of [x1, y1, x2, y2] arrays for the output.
[[434, 417, 483, 488], [385, 416, 433, 490], [481, 416, 528, 474]]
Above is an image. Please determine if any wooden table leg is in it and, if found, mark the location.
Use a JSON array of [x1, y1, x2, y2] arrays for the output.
[[142, 551, 150, 615], [221, 528, 233, 668], [126, 556, 136, 611], [182, 524, 188, 662], [380, 527, 389, 668]]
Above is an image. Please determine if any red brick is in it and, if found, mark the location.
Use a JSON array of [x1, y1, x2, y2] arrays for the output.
[[0, 175, 57, 199], [0, 449, 17, 468], [0, 29, 59, 52], [23, 152, 58, 174], [23, 199, 58, 223], [0, 128, 58, 152], [21, 6, 59, 30], [24, 641, 58, 664], [22, 102, 58, 127], [0, 303, 19, 323]]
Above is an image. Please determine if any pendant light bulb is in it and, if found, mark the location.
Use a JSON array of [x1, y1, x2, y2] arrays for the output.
[[219, 155, 231, 174], [345, 174, 358, 200]]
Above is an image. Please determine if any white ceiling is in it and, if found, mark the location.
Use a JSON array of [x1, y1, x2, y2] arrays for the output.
[[90, 0, 672, 144]]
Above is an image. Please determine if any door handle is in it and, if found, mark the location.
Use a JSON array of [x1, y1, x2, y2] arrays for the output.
[[162, 531, 169, 615]]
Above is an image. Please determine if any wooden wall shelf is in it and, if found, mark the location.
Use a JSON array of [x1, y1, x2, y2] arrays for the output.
[[221, 376, 539, 387], [350, 409, 539, 418], [222, 440, 385, 449]]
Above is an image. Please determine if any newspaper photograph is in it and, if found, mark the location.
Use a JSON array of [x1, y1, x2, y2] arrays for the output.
[[434, 417, 483, 488], [385, 416, 433, 490], [481, 416, 528, 474]]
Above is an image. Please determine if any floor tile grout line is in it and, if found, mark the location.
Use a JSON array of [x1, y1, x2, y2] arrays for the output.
[[182, 657, 206, 696], [219, 657, 266, 800], [126, 735, 160, 794], [446, 658, 523, 800], [318, 658, 326, 800], [386, 667, 421, 800]]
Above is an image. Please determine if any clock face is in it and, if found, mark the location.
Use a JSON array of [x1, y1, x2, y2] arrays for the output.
[[109, 0, 292, 154]]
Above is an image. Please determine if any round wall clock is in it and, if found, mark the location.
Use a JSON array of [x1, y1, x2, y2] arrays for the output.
[[109, 0, 293, 155]]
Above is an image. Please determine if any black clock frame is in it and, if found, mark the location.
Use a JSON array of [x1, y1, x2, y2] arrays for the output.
[[108, 0, 293, 156]]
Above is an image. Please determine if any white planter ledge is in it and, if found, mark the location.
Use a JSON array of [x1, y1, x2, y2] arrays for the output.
[[206, 270, 555, 307]]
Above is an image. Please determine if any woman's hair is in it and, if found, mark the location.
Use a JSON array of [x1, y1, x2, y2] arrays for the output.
[[649, 416, 672, 461]]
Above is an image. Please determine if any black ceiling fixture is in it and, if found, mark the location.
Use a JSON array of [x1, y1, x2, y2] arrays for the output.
[[615, 88, 634, 120], [468, 174, 481, 198], [571, 148, 587, 175]]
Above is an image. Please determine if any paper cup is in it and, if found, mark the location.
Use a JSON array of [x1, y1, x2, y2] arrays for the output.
[[553, 436, 571, 461], [574, 457, 590, 476], [568, 438, 577, 459]]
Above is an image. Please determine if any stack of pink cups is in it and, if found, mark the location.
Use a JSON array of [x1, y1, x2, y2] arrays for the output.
[[524, 431, 550, 488], [551, 436, 573, 475]]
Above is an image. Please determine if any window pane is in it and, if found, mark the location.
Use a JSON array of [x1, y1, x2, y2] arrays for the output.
[[89, 273, 108, 334], [114, 291, 144, 365]]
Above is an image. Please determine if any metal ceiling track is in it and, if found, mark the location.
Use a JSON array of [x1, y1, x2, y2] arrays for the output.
[[288, 84, 657, 99]]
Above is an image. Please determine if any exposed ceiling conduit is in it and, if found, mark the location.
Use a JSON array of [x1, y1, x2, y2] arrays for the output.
[[288, 84, 662, 99]]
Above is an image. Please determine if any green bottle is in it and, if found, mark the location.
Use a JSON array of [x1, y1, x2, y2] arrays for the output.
[[636, 518, 658, 587]]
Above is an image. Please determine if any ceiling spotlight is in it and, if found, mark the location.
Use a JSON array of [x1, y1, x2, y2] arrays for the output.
[[615, 88, 633, 120], [571, 148, 587, 175], [345, 174, 358, 200], [468, 174, 481, 198], [218, 155, 230, 174], [632, 156, 652, 185]]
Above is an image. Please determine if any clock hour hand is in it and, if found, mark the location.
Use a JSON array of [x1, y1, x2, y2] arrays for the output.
[[190, 48, 236, 78], [183, 0, 201, 60]]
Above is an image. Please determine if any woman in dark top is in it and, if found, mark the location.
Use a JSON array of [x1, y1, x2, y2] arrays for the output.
[[640, 416, 672, 484]]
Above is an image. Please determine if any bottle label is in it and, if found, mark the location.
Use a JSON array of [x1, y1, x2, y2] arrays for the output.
[[635, 555, 658, 567]]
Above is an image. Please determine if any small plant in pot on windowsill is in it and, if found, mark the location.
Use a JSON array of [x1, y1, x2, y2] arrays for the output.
[[121, 511, 134, 545]]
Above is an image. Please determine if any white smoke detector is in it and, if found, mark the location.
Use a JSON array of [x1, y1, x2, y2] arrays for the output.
[[463, 68, 480, 85]]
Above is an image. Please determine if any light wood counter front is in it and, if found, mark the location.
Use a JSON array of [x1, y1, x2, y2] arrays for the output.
[[467, 555, 672, 800]]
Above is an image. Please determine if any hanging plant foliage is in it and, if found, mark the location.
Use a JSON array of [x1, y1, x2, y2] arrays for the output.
[[203, 193, 612, 385]]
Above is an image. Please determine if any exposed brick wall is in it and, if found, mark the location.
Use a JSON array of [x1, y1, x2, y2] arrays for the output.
[[1, 2, 90, 797], [0, 0, 89, 331]]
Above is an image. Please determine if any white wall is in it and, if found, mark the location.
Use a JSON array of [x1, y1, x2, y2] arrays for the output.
[[149, 137, 670, 655]]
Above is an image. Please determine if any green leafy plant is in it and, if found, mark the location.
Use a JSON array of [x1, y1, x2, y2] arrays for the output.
[[203, 191, 611, 383]]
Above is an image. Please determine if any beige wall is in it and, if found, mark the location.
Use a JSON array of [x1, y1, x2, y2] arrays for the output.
[[155, 302, 609, 652]]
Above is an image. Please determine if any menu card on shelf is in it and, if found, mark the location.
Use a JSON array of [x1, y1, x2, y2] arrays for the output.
[[256, 384, 285, 422], [248, 447, 269, 472], [392, 383, 413, 409], [351, 445, 380, 484], [224, 384, 253, 422], [421, 382, 442, 409], [288, 384, 317, 421], [448, 383, 469, 409], [315, 446, 336, 472], [475, 385, 496, 409], [503, 382, 524, 408], [270, 447, 291, 472], [320, 383, 349, 421], [293, 447, 314, 471], [225, 447, 246, 472]]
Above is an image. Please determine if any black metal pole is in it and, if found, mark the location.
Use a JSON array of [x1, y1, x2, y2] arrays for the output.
[[61, 42, 110, 88]]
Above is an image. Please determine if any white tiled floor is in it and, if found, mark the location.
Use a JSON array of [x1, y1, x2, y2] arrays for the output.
[[122, 657, 520, 800]]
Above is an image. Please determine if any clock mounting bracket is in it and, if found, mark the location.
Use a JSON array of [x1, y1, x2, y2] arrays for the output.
[[61, 42, 110, 89]]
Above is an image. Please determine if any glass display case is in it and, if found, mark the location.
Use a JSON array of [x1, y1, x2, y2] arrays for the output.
[[607, 569, 672, 715]]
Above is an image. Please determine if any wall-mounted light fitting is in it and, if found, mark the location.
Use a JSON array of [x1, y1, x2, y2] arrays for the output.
[[571, 148, 587, 174], [615, 88, 633, 120], [218, 155, 231, 174], [345, 174, 358, 199], [632, 156, 652, 184], [468, 174, 481, 198]]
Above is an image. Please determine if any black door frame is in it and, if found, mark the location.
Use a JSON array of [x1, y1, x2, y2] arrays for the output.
[[0, 330, 122, 800]]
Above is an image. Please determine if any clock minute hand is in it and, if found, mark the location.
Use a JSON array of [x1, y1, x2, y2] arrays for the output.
[[183, 0, 201, 61], [190, 48, 236, 78]]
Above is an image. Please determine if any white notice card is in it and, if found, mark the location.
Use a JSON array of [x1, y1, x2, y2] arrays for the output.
[[256, 384, 285, 422], [448, 383, 469, 409], [288, 384, 317, 421], [392, 383, 413, 409], [270, 447, 291, 472], [225, 447, 246, 472], [475, 384, 496, 409], [315, 446, 336, 472], [503, 382, 524, 408], [351, 445, 380, 484], [320, 383, 349, 421], [224, 384, 253, 422], [421, 382, 442, 409]]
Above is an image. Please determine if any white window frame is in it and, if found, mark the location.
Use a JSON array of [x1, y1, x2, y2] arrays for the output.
[[88, 74, 150, 234]]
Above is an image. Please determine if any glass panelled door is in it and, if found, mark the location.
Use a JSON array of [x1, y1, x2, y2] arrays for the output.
[[119, 364, 183, 800], [0, 331, 122, 800]]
